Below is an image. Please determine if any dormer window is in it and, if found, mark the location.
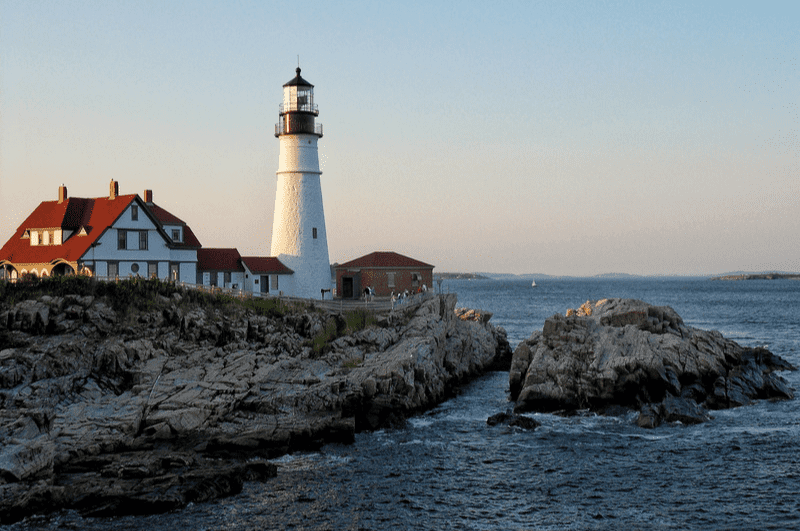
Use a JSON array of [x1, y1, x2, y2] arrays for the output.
[[172, 229, 181, 242], [22, 230, 30, 239]]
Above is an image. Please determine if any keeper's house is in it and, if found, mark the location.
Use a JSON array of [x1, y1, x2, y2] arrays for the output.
[[0, 181, 200, 282], [334, 251, 434, 299]]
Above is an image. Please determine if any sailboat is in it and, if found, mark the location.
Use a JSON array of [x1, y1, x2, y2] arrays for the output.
[[531, 280, 537, 288]]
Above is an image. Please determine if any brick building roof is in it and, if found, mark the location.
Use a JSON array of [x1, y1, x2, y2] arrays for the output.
[[335, 251, 434, 270]]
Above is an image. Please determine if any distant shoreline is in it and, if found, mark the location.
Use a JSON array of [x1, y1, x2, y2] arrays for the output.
[[710, 273, 800, 281], [435, 272, 800, 282], [434, 273, 490, 280]]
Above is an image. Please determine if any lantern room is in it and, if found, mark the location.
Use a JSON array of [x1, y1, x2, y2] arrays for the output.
[[276, 67, 322, 137]]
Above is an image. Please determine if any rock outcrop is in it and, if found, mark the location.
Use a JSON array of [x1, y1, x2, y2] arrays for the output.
[[0, 285, 510, 523], [509, 298, 795, 427]]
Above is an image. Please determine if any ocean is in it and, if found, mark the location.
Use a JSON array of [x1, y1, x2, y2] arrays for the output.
[[8, 278, 800, 530]]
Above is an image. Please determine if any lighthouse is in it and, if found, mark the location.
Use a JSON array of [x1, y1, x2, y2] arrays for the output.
[[270, 67, 331, 299]]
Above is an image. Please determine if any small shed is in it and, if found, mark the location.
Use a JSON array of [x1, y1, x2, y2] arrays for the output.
[[196, 248, 245, 289], [334, 251, 434, 299], [241, 256, 293, 296]]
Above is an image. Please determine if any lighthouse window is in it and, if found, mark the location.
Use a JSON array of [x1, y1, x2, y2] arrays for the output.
[[312, 228, 318, 239]]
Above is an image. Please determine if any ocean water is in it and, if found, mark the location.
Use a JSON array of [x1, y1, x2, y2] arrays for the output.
[[7, 278, 800, 530]]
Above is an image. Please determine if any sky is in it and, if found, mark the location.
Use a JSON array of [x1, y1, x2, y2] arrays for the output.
[[1, 0, 797, 276]]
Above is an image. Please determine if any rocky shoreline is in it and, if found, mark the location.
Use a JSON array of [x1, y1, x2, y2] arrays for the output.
[[509, 298, 795, 427], [0, 280, 510, 523]]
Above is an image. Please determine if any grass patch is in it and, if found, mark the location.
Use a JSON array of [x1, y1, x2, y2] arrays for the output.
[[308, 308, 380, 357], [342, 356, 363, 369], [0, 276, 298, 320]]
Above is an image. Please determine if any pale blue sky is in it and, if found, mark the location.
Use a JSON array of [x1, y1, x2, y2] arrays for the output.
[[1, 0, 797, 275]]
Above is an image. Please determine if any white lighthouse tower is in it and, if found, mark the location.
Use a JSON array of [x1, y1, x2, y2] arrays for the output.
[[270, 67, 331, 299]]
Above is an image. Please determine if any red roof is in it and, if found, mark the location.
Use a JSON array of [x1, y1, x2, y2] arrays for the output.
[[148, 204, 202, 248], [149, 204, 185, 225], [177, 225, 202, 248], [241, 256, 293, 274], [197, 248, 243, 272], [0, 195, 137, 264], [336, 251, 434, 270]]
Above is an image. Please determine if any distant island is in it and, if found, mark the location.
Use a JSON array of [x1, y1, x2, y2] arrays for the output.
[[435, 273, 490, 280], [710, 273, 800, 281]]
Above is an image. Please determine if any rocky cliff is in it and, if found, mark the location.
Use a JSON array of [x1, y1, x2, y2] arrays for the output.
[[510, 298, 795, 427], [0, 279, 510, 522]]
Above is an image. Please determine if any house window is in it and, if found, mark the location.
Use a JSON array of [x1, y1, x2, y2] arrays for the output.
[[148, 262, 158, 278], [312, 227, 318, 239], [131, 205, 138, 221], [43, 231, 50, 245], [108, 262, 118, 278], [271, 275, 279, 290], [139, 230, 148, 250], [224, 272, 232, 284], [387, 272, 396, 288], [118, 230, 127, 250], [209, 272, 217, 286], [131, 263, 140, 274], [172, 229, 181, 242], [170, 263, 179, 281]]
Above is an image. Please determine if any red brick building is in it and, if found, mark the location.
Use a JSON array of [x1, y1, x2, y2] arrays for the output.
[[334, 251, 434, 299]]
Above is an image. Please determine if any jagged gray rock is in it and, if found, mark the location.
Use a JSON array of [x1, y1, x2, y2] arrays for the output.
[[0, 289, 510, 522], [509, 298, 795, 427]]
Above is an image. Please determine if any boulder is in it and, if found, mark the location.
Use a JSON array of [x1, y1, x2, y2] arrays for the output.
[[510, 298, 795, 427], [487, 412, 540, 430]]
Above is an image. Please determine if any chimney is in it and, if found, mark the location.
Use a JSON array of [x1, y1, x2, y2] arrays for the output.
[[58, 184, 68, 204], [109, 179, 119, 200], [144, 189, 153, 204]]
